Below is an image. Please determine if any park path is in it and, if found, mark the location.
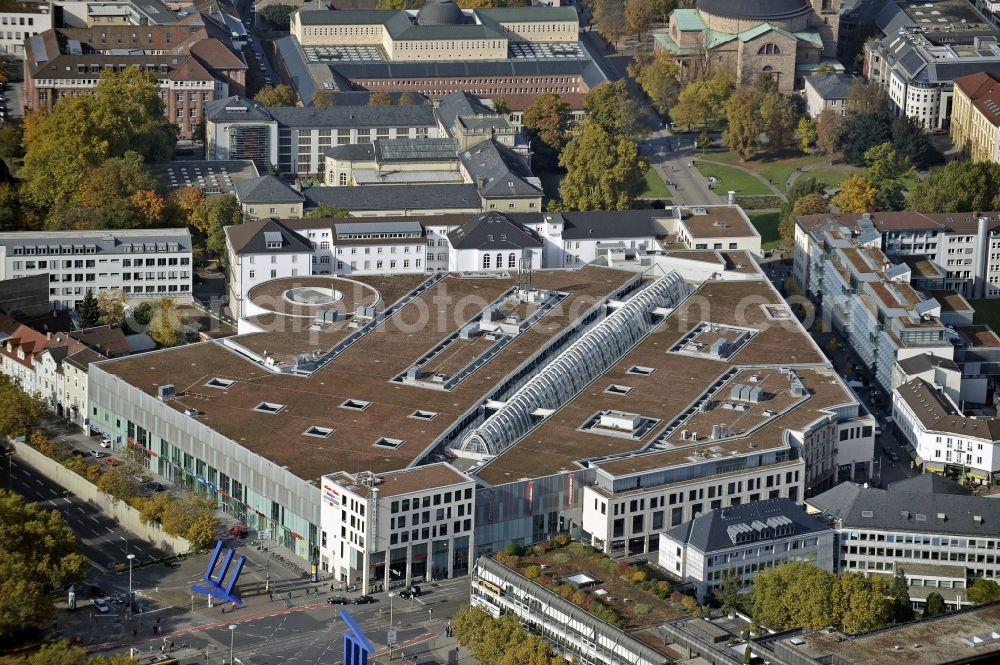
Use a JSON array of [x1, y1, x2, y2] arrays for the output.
[[695, 158, 788, 201]]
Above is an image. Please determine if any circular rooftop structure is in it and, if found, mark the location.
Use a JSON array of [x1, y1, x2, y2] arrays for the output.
[[245, 276, 380, 321], [416, 0, 464, 26], [696, 0, 809, 20]]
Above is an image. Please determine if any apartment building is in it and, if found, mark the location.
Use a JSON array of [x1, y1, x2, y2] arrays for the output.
[[0, 229, 194, 310], [0, 0, 50, 57], [807, 478, 1000, 581], [320, 464, 476, 587], [951, 71, 1000, 163], [234, 175, 305, 220], [659, 498, 835, 603], [24, 25, 246, 140], [803, 74, 854, 117]]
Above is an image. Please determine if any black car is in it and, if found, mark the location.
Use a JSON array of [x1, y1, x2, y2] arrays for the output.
[[71, 449, 86, 457], [399, 585, 421, 599], [146, 482, 166, 492], [326, 596, 348, 605], [89, 584, 106, 598], [352, 595, 375, 605]]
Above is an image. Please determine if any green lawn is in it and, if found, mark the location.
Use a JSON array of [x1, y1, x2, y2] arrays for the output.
[[748, 210, 781, 251], [705, 150, 864, 193], [801, 168, 852, 191], [638, 168, 670, 199], [969, 299, 1000, 334], [694, 162, 771, 196]]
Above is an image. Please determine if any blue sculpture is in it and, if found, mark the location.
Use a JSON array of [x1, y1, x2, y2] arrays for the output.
[[191, 540, 247, 605], [341, 609, 375, 665]]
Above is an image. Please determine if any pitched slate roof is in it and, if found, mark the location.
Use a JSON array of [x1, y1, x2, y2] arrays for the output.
[[896, 353, 960, 376], [805, 74, 856, 101], [234, 175, 305, 204], [447, 211, 542, 250], [458, 139, 540, 199], [889, 473, 972, 496], [537, 210, 661, 241], [225, 218, 313, 255], [663, 498, 831, 554], [303, 183, 482, 212], [806, 482, 1000, 537]]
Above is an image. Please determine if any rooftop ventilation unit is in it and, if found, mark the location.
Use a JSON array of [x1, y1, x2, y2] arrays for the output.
[[183, 407, 199, 417], [158, 384, 176, 400]]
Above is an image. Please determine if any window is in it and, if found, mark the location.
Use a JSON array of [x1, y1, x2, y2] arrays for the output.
[[605, 384, 633, 396], [373, 437, 404, 449], [339, 173, 348, 186], [483, 253, 491, 269], [757, 43, 781, 55], [509, 253, 517, 268], [205, 378, 236, 389], [340, 399, 372, 411], [254, 401, 286, 414], [628, 365, 655, 376], [303, 425, 334, 438], [409, 410, 439, 420]]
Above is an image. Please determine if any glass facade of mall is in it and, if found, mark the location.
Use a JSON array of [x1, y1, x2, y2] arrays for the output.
[[88, 360, 321, 562]]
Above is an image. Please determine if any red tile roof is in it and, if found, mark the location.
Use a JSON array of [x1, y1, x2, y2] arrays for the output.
[[955, 72, 1000, 128]]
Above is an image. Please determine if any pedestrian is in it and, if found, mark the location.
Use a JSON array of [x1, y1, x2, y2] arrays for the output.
[[133, 627, 137, 637], [288, 591, 292, 600], [269, 590, 274, 602]]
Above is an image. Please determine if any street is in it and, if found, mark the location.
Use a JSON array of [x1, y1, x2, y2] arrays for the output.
[[639, 131, 725, 206]]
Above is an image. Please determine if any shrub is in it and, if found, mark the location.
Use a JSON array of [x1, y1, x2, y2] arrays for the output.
[[681, 595, 699, 613], [553, 534, 570, 547], [494, 551, 511, 565], [86, 464, 103, 483], [632, 570, 647, 585], [657, 580, 671, 593], [616, 561, 634, 576], [558, 583, 574, 598], [634, 603, 652, 616], [525, 565, 541, 579], [571, 589, 588, 605], [532, 543, 547, 556], [553, 552, 572, 564], [537, 574, 553, 587], [503, 542, 522, 556]]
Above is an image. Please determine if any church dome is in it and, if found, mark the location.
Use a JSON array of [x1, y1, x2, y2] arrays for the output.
[[696, 0, 810, 20], [416, 0, 464, 26]]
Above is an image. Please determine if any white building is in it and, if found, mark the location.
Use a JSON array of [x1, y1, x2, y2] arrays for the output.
[[320, 464, 476, 592], [803, 74, 854, 117], [659, 498, 835, 603], [0, 229, 193, 310], [807, 478, 1000, 582], [0, 0, 50, 57]]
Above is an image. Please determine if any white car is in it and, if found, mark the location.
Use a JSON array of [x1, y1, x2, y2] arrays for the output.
[[100, 437, 112, 448], [89, 449, 105, 458], [93, 598, 110, 613]]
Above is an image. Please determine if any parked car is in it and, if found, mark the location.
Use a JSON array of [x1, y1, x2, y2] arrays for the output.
[[352, 595, 375, 605], [89, 450, 105, 458], [399, 585, 421, 599], [230, 525, 248, 538], [71, 449, 86, 457], [326, 596, 348, 605], [100, 436, 112, 448], [146, 481, 165, 492], [104, 457, 119, 466], [888, 451, 900, 463], [93, 598, 111, 613]]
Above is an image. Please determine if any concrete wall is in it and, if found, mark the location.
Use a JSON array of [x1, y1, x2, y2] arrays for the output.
[[11, 439, 192, 556]]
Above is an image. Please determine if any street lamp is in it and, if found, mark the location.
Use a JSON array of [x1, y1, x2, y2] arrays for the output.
[[120, 536, 128, 557], [229, 624, 237, 665], [387, 591, 395, 661], [126, 553, 135, 611]]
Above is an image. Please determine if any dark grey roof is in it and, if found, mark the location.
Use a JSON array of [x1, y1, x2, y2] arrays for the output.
[[327, 143, 376, 161], [275, 35, 319, 105], [458, 140, 540, 199], [205, 96, 273, 123], [663, 498, 831, 554], [225, 218, 313, 255], [327, 58, 608, 88], [303, 183, 482, 211], [805, 74, 855, 101], [447, 211, 542, 250], [233, 175, 305, 204], [312, 91, 429, 107], [535, 210, 660, 240], [896, 353, 960, 376], [416, 0, 462, 25], [806, 482, 1000, 537], [373, 137, 458, 162], [296, 9, 395, 25], [436, 91, 498, 138], [889, 474, 972, 496], [696, 0, 808, 20], [267, 103, 436, 129]]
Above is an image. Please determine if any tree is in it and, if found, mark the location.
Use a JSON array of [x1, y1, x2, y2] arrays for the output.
[[97, 288, 126, 326], [889, 568, 914, 623], [672, 72, 735, 130], [254, 84, 298, 108], [717, 571, 743, 616], [24, 641, 137, 665], [797, 116, 817, 153], [723, 87, 760, 161], [376, 0, 423, 8], [79, 290, 100, 328], [522, 92, 571, 168], [847, 80, 890, 115], [891, 115, 938, 169], [454, 606, 525, 664], [559, 121, 646, 210], [815, 109, 846, 157], [592, 0, 626, 46], [369, 92, 394, 106], [831, 572, 893, 634], [758, 92, 798, 152], [584, 81, 640, 137], [864, 142, 911, 212], [924, 591, 946, 617], [628, 51, 680, 117], [0, 375, 47, 439], [967, 578, 1000, 605], [259, 4, 294, 29], [0, 489, 87, 638], [160, 494, 217, 540], [907, 161, 1000, 212], [149, 298, 183, 348], [0, 124, 23, 164], [792, 192, 829, 218], [306, 204, 351, 219], [93, 67, 176, 163], [842, 112, 893, 165], [186, 513, 218, 549], [96, 465, 140, 502], [491, 96, 510, 115], [397, 92, 419, 106], [752, 562, 834, 630], [313, 89, 336, 107], [625, 0, 656, 39], [832, 175, 877, 213], [189, 194, 243, 256]]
